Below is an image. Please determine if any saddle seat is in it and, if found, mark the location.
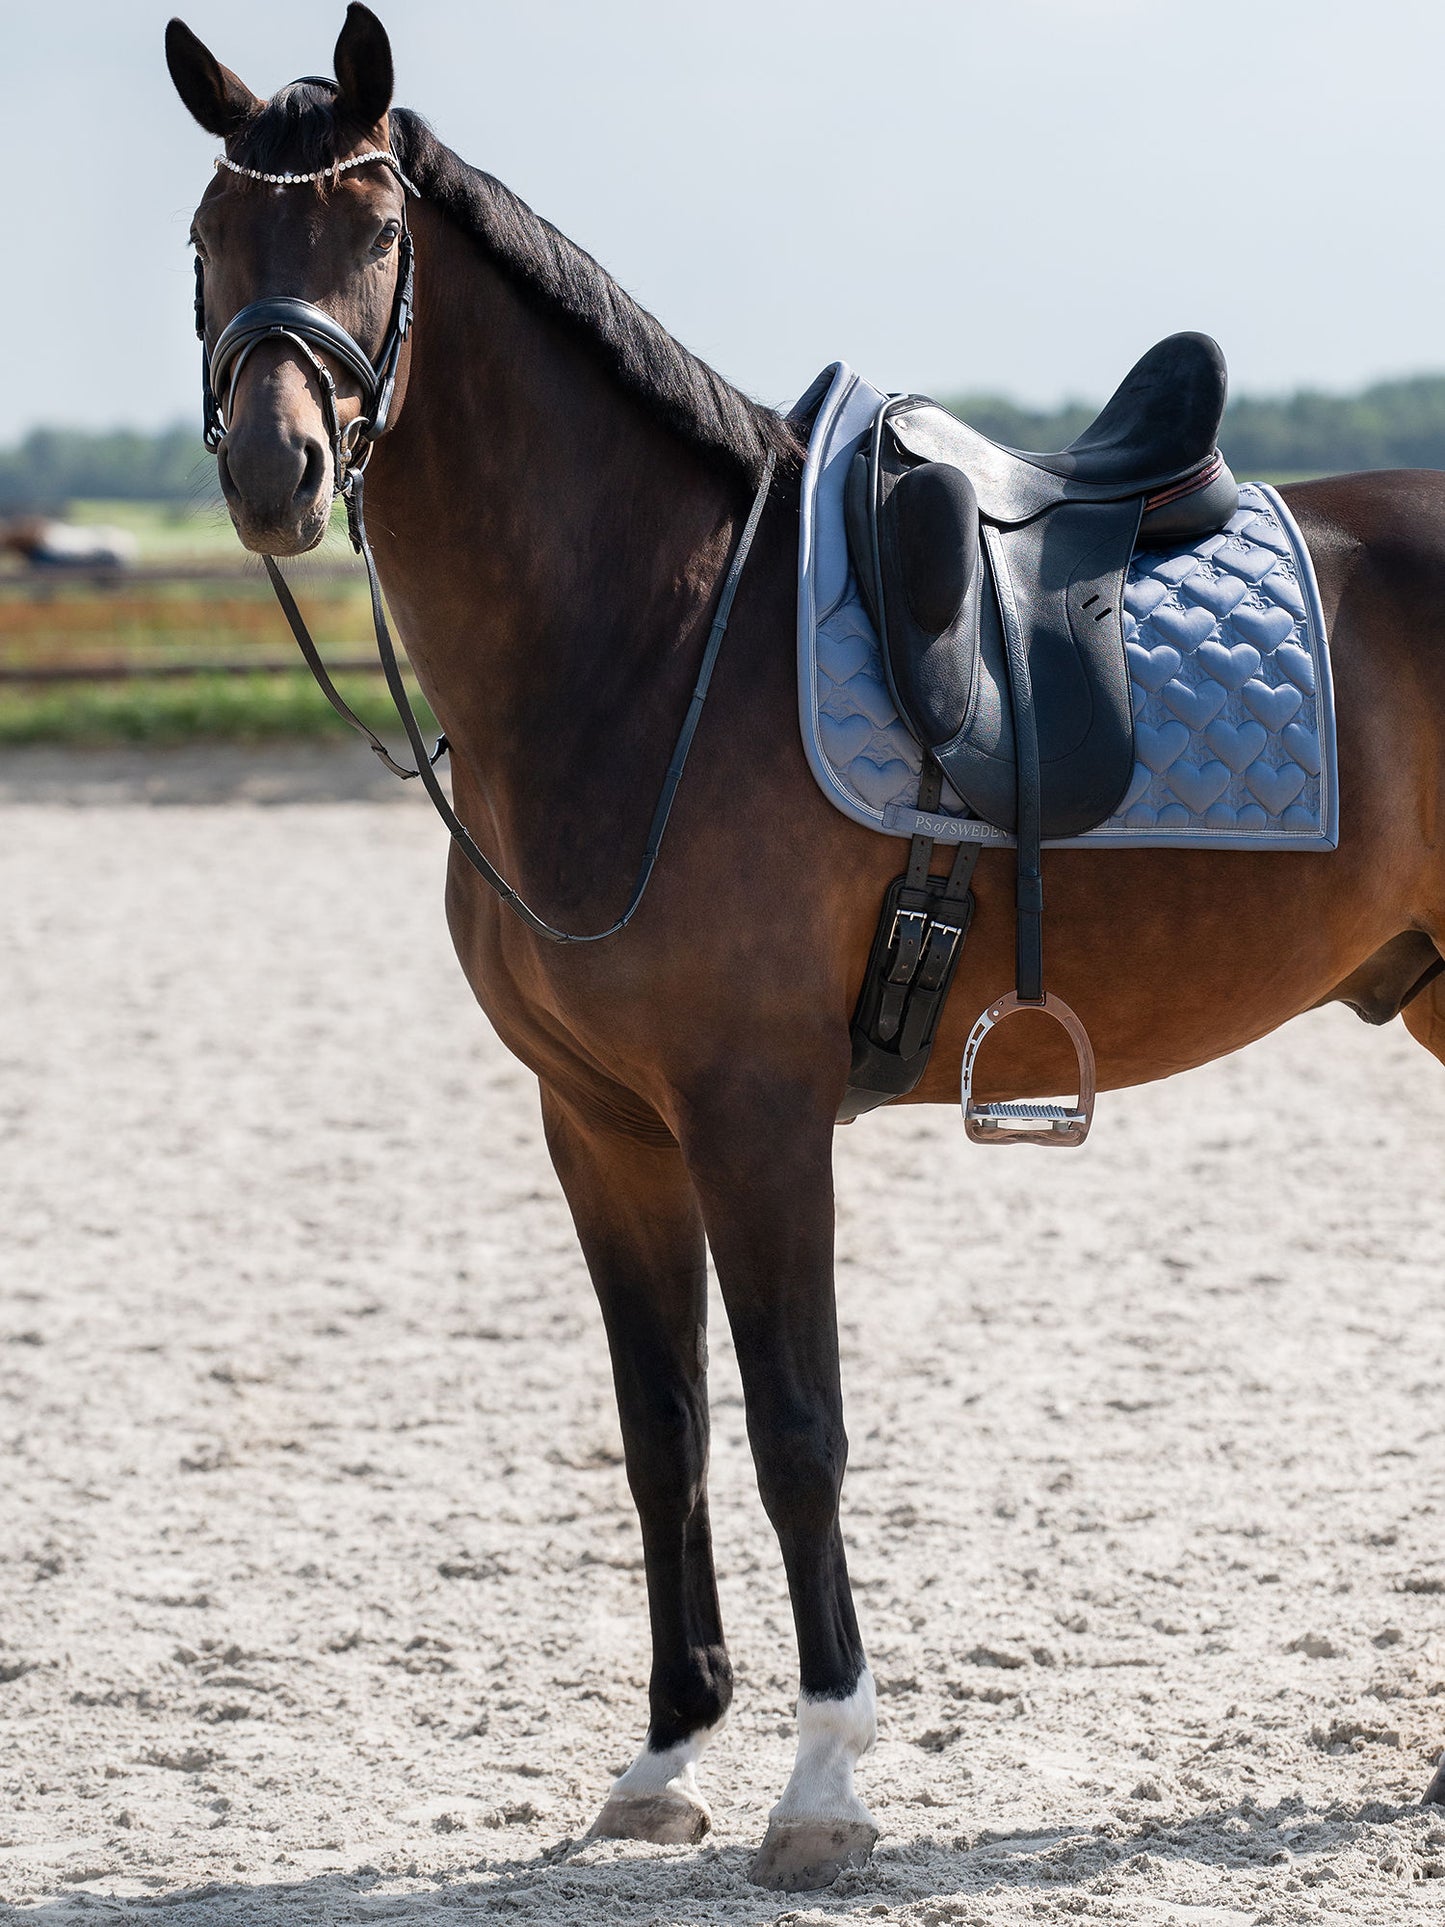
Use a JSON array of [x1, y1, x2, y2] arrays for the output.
[[886, 329, 1236, 525]]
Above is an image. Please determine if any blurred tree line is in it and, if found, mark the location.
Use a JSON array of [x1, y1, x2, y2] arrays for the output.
[[10, 375, 1445, 508], [948, 374, 1445, 476], [0, 427, 220, 512]]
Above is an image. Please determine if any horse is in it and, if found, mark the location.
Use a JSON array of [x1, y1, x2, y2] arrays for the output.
[[166, 4, 1445, 1891], [1, 516, 138, 568]]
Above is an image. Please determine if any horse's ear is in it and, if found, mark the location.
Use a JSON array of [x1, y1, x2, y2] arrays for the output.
[[334, 4, 394, 129], [164, 19, 260, 138]]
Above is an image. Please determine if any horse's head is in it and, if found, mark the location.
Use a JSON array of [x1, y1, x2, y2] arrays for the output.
[[167, 6, 412, 555]]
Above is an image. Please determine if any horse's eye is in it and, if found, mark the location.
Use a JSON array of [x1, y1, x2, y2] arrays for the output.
[[191, 237, 209, 263], [374, 220, 400, 254]]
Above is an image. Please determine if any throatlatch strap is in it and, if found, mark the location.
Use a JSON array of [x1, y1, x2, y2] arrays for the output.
[[263, 455, 773, 946]]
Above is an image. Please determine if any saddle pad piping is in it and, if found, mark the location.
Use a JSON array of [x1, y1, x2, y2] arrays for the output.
[[796, 364, 897, 834]]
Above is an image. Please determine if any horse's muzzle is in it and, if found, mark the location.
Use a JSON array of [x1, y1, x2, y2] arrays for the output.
[[218, 422, 332, 556]]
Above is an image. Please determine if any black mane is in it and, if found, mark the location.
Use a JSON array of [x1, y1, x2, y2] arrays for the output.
[[227, 91, 799, 486]]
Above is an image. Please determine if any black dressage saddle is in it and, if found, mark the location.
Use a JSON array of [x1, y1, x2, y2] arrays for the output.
[[843, 333, 1238, 1142]]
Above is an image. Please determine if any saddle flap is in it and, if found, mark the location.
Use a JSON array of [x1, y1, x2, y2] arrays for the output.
[[964, 499, 1141, 837]]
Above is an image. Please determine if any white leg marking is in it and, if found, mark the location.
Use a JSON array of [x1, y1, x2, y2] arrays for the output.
[[590, 1714, 726, 1842], [770, 1669, 877, 1825], [608, 1714, 725, 1805]]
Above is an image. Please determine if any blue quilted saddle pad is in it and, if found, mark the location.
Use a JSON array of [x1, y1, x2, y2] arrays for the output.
[[795, 362, 1338, 850]]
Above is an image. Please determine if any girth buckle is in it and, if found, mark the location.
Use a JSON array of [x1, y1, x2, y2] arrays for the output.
[[884, 907, 929, 984], [960, 991, 1097, 1148]]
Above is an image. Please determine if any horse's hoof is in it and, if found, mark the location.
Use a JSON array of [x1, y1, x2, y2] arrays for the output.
[[1422, 1752, 1445, 1805], [748, 1817, 878, 1891], [589, 1789, 711, 1846]]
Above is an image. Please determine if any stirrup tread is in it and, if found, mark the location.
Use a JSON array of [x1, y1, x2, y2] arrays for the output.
[[971, 1099, 1084, 1122]]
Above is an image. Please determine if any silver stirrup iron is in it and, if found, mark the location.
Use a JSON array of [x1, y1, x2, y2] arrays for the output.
[[960, 992, 1097, 1148]]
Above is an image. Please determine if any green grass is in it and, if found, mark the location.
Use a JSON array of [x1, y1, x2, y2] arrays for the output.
[[0, 670, 437, 747]]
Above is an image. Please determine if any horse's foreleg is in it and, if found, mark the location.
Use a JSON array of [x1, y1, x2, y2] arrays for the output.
[[541, 1089, 729, 1845], [682, 1089, 877, 1892]]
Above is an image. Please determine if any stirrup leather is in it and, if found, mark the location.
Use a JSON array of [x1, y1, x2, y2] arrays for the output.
[[960, 992, 1097, 1147]]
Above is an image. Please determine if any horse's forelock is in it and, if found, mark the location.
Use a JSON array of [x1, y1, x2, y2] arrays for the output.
[[226, 81, 370, 177]]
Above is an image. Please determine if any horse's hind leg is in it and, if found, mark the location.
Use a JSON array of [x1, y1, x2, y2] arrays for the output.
[[1402, 967, 1445, 1066], [541, 1090, 729, 1845], [1395, 971, 1445, 1805], [682, 1087, 877, 1892]]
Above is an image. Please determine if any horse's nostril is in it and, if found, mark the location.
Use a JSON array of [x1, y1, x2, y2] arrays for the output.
[[298, 440, 327, 504]]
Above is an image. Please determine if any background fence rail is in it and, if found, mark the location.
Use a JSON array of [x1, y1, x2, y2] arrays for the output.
[[0, 551, 425, 742]]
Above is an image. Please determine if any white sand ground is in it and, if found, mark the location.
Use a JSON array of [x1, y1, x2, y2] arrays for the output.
[[3, 746, 1445, 1926]]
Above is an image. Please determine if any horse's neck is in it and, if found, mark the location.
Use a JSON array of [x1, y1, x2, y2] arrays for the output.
[[362, 208, 743, 816]]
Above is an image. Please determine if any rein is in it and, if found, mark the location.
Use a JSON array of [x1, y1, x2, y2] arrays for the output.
[[278, 461, 772, 945], [196, 145, 774, 945]]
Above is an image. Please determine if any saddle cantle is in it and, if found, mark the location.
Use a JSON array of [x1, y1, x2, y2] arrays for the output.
[[842, 333, 1240, 1143]]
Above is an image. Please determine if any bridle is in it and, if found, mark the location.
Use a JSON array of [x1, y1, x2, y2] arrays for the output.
[[192, 110, 774, 945], [196, 144, 416, 486]]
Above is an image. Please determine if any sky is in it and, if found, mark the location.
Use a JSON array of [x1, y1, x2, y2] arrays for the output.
[[5, 0, 1445, 442]]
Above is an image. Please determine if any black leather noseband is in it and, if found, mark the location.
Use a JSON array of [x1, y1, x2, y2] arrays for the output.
[[196, 204, 414, 481]]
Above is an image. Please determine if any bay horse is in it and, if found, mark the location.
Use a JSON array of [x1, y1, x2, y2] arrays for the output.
[[167, 5, 1445, 1890]]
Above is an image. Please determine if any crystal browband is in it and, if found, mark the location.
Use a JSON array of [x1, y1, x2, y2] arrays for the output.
[[214, 150, 419, 195]]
